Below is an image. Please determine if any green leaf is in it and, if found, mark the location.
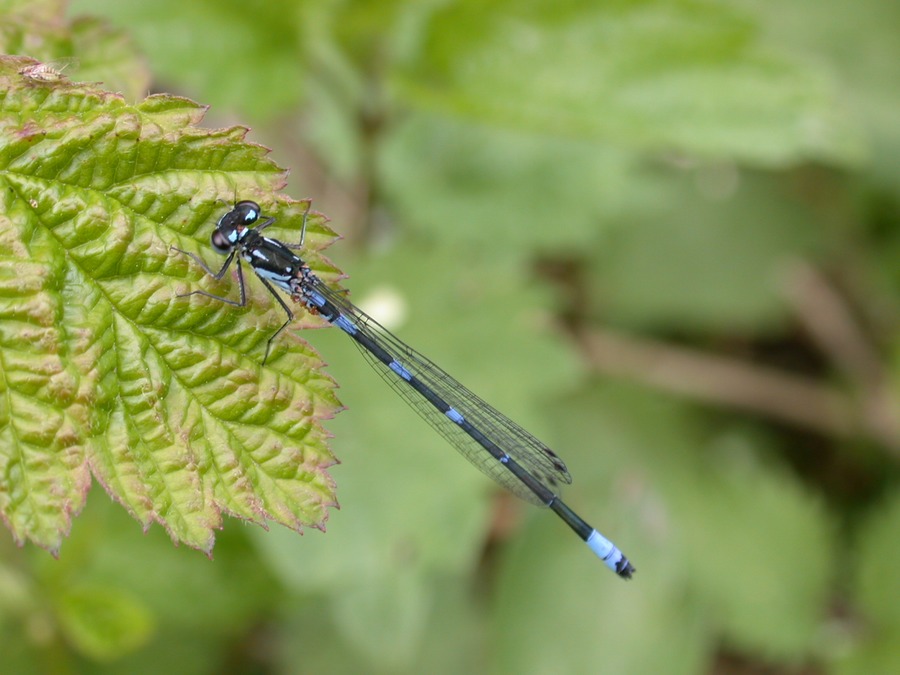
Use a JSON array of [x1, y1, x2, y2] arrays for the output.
[[0, 0, 151, 102], [398, 0, 865, 166], [494, 522, 709, 675], [685, 436, 833, 658], [0, 55, 341, 554], [491, 383, 833, 672], [69, 16, 152, 102], [832, 490, 900, 675], [743, 0, 900, 189], [279, 575, 483, 675], [56, 585, 154, 660], [67, 0, 307, 119], [22, 495, 282, 666], [0, 0, 67, 25], [588, 170, 822, 333], [382, 113, 651, 251]]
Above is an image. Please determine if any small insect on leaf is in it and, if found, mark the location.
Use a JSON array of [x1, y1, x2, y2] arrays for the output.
[[18, 57, 78, 83]]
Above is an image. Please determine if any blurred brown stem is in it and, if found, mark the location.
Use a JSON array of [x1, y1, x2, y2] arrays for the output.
[[573, 327, 858, 438], [782, 260, 900, 453], [571, 261, 900, 453]]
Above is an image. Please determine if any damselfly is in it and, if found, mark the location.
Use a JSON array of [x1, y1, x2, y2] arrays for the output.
[[171, 201, 635, 579]]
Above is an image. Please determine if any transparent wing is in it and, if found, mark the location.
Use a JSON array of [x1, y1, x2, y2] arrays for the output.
[[313, 283, 572, 506]]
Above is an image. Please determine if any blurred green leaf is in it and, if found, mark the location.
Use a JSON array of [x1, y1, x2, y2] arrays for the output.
[[56, 584, 154, 660], [0, 0, 150, 100], [741, 0, 900, 188], [0, 56, 340, 554], [686, 433, 833, 657], [589, 169, 822, 332], [330, 570, 431, 669], [68, 0, 307, 119], [494, 526, 709, 675], [0, 0, 70, 45], [279, 574, 483, 675], [69, 16, 151, 101], [832, 490, 900, 675], [52, 494, 277, 628], [0, 0, 66, 19], [398, 0, 865, 166], [491, 383, 833, 672], [382, 113, 653, 250], [0, 493, 283, 672]]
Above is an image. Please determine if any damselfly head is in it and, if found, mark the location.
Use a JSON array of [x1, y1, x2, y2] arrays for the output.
[[211, 201, 262, 252]]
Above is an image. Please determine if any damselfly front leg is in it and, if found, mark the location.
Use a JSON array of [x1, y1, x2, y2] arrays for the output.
[[169, 246, 248, 308]]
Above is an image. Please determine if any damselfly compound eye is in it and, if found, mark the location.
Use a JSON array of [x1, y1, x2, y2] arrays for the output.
[[211, 230, 232, 253], [233, 201, 261, 225]]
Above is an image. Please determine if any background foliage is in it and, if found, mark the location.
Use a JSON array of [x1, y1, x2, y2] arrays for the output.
[[1, 0, 898, 673]]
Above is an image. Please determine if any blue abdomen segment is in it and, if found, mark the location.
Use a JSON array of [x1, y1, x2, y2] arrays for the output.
[[586, 530, 634, 577]]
